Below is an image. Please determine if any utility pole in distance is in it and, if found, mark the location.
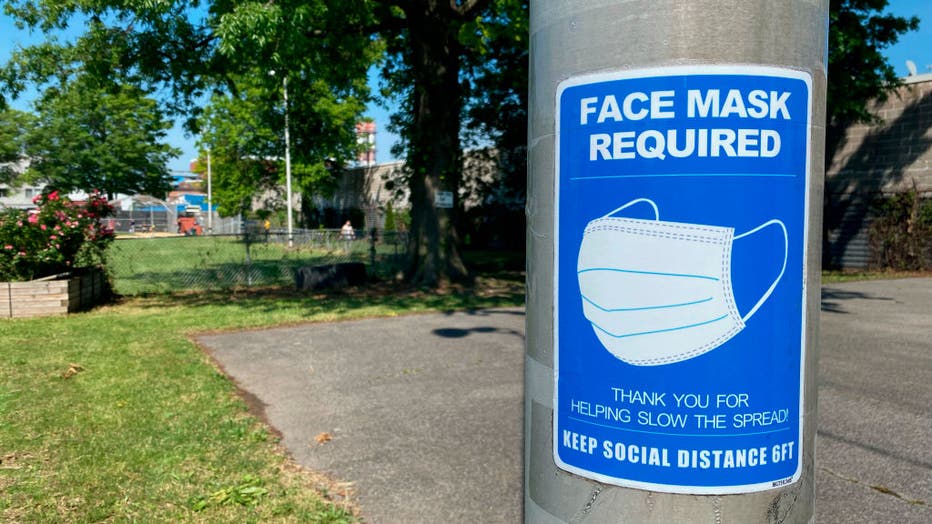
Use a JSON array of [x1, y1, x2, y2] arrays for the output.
[[526, 1, 828, 522]]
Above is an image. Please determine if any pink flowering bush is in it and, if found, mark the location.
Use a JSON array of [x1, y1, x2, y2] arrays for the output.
[[0, 190, 115, 281]]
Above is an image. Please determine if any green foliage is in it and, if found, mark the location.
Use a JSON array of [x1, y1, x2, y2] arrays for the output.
[[868, 187, 932, 270], [397, 207, 410, 232], [1, 2, 216, 122], [0, 0, 529, 285], [208, 0, 378, 166], [196, 82, 282, 217], [460, 1, 529, 241], [379, 202, 409, 232], [828, 0, 920, 128], [22, 81, 178, 198], [191, 475, 269, 511], [197, 5, 374, 215], [0, 108, 33, 185], [0, 190, 114, 280], [462, 0, 528, 150], [383, 201, 396, 231]]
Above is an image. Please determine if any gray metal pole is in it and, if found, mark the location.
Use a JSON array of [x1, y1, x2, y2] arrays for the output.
[[283, 75, 294, 249], [207, 150, 213, 235], [526, 1, 828, 522]]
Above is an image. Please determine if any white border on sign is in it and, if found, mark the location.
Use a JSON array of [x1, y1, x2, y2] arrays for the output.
[[552, 65, 812, 495]]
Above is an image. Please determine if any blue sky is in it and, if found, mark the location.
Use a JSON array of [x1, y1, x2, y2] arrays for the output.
[[0, 2, 929, 173]]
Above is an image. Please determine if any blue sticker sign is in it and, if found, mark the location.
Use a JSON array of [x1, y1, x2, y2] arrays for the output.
[[554, 66, 811, 494]]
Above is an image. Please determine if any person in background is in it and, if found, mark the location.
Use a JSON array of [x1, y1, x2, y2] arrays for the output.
[[341, 220, 355, 240]]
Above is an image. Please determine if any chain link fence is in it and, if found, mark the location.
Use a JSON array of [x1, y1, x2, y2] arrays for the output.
[[107, 212, 242, 235], [106, 229, 408, 295]]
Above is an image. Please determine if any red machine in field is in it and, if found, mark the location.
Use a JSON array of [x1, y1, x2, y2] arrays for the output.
[[177, 214, 203, 236]]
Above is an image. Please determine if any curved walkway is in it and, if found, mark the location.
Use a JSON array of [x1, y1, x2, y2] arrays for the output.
[[199, 308, 525, 523], [198, 279, 931, 523]]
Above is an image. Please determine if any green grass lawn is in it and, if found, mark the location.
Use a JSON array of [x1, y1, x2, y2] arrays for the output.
[[4, 238, 927, 523], [821, 268, 932, 283], [107, 235, 403, 296], [0, 275, 524, 522]]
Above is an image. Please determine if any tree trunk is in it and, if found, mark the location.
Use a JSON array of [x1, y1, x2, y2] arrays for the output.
[[402, 6, 470, 286]]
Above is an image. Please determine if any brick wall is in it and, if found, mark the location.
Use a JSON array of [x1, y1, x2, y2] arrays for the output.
[[824, 75, 932, 268]]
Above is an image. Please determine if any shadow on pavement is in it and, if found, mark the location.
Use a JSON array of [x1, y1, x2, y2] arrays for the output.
[[434, 309, 526, 339], [433, 325, 524, 339], [820, 287, 894, 314], [441, 308, 526, 317]]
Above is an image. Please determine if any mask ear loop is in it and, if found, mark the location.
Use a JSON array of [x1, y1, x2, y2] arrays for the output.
[[603, 198, 660, 221], [734, 219, 787, 322]]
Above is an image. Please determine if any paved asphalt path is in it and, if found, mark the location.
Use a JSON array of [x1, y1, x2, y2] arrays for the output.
[[199, 308, 526, 523], [198, 278, 931, 523], [816, 278, 931, 523]]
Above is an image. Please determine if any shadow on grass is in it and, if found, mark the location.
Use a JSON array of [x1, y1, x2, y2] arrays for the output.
[[113, 259, 316, 294], [112, 255, 408, 296], [118, 273, 527, 318]]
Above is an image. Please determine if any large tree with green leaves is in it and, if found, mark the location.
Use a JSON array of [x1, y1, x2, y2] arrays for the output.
[[194, 84, 281, 217], [0, 107, 33, 185], [9, 1, 910, 284], [458, 0, 528, 249], [22, 81, 178, 198], [827, 0, 920, 159], [196, 65, 367, 218], [1, 0, 526, 286]]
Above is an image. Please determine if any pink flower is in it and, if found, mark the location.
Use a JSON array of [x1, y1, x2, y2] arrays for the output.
[[28, 214, 38, 224], [3, 245, 12, 250], [40, 224, 47, 230], [49, 234, 58, 240], [48, 191, 59, 201]]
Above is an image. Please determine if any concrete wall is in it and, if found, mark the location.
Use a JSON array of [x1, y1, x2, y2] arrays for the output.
[[824, 74, 932, 268]]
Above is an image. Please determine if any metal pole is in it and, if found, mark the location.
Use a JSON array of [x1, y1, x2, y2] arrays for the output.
[[526, 1, 827, 522], [207, 150, 213, 235], [283, 75, 294, 249]]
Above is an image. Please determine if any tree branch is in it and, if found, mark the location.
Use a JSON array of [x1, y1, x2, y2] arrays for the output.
[[302, 12, 407, 40], [450, 0, 490, 18]]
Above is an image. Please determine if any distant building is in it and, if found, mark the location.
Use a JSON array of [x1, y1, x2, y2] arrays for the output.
[[824, 73, 932, 268], [0, 184, 45, 210], [0, 162, 109, 210], [310, 149, 502, 231], [0, 160, 40, 209]]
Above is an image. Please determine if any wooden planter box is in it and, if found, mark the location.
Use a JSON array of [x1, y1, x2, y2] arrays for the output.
[[1, 270, 108, 319]]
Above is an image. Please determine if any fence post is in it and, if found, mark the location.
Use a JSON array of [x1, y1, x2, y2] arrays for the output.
[[244, 227, 253, 287], [369, 228, 377, 271]]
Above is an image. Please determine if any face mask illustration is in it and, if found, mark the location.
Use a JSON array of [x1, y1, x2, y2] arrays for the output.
[[577, 198, 787, 366]]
